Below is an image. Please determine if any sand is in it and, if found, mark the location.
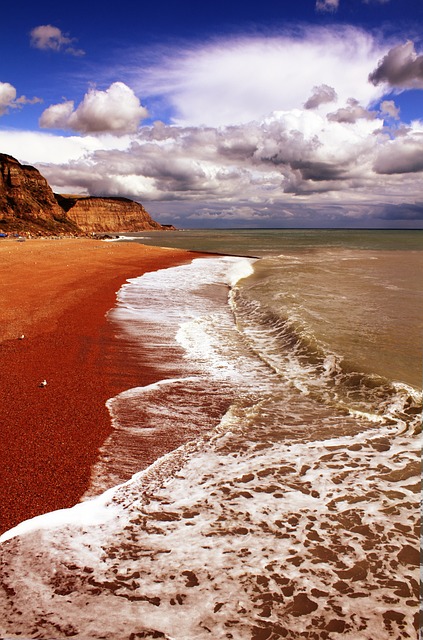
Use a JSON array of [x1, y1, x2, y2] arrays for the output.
[[0, 237, 196, 534]]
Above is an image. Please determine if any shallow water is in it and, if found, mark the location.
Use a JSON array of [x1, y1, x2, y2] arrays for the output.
[[118, 228, 423, 256], [0, 231, 421, 639]]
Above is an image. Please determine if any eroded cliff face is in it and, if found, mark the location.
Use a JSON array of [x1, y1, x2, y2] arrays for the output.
[[0, 154, 78, 235], [55, 194, 164, 233], [0, 153, 168, 235]]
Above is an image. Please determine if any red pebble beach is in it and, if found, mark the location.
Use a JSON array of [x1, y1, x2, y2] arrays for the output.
[[0, 238, 196, 534]]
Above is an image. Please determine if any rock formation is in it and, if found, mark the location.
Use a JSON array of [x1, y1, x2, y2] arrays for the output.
[[55, 194, 163, 234], [0, 153, 168, 235], [0, 154, 78, 235]]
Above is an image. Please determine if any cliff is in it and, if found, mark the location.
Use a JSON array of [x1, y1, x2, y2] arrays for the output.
[[0, 154, 79, 235], [0, 154, 168, 235], [55, 194, 164, 233]]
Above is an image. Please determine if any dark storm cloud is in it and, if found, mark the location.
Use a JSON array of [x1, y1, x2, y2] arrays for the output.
[[374, 139, 423, 174], [377, 202, 423, 220], [290, 160, 348, 182], [369, 41, 423, 89]]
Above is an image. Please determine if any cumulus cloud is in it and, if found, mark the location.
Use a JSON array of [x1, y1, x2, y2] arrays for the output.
[[315, 0, 339, 12], [39, 82, 148, 135], [133, 28, 385, 127], [0, 82, 16, 115], [39, 101, 75, 129], [30, 25, 85, 56], [304, 85, 337, 110], [0, 81, 42, 115], [369, 41, 423, 89], [374, 136, 423, 174], [380, 100, 400, 119], [34, 108, 384, 205], [19, 104, 419, 227], [327, 98, 377, 123]]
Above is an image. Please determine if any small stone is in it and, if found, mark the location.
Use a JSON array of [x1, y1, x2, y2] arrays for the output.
[[182, 570, 199, 587], [397, 545, 419, 567], [290, 593, 318, 616]]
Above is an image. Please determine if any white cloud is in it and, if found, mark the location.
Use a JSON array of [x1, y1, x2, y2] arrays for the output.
[[6, 106, 418, 226], [33, 109, 384, 204], [380, 100, 400, 119], [374, 127, 423, 174], [0, 81, 42, 116], [327, 98, 377, 123], [0, 82, 16, 115], [30, 24, 85, 57], [40, 100, 75, 129], [15, 95, 43, 106], [133, 28, 386, 127], [0, 130, 132, 165], [315, 0, 339, 13], [39, 82, 148, 135]]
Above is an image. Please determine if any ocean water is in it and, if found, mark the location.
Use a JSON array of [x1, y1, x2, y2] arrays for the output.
[[0, 230, 422, 639]]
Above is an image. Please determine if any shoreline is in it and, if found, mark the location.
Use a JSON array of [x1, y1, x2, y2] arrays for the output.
[[0, 237, 200, 534], [0, 236, 420, 638]]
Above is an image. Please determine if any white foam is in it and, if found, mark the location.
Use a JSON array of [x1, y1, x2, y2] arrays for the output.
[[104, 235, 140, 241], [0, 486, 119, 543], [0, 417, 419, 639], [226, 257, 255, 287], [112, 257, 242, 328], [106, 376, 201, 400]]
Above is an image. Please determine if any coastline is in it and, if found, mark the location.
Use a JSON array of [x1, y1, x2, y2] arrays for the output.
[[0, 237, 197, 534], [0, 234, 420, 638]]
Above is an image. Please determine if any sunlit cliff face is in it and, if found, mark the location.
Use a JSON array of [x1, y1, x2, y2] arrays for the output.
[[0, 154, 164, 234]]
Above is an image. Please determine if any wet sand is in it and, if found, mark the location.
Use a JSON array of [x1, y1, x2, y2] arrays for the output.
[[0, 238, 196, 534]]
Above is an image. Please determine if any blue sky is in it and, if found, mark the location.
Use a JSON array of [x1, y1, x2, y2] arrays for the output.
[[1, 0, 422, 228]]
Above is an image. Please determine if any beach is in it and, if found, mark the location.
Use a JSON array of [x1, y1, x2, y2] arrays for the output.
[[0, 237, 195, 534], [0, 230, 420, 639]]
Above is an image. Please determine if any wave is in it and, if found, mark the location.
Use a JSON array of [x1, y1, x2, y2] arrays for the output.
[[0, 254, 420, 639], [230, 281, 422, 434]]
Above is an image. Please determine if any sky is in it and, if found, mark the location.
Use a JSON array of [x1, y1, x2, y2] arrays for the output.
[[0, 0, 422, 228]]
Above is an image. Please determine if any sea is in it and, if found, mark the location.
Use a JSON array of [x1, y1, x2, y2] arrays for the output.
[[0, 229, 422, 640]]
